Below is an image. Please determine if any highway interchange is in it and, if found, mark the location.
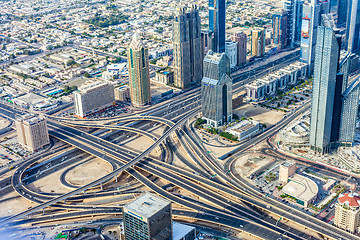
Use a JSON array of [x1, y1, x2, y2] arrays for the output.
[[0, 53, 358, 239]]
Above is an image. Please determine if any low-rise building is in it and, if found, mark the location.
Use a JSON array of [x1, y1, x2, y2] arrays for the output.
[[154, 68, 174, 85], [114, 86, 130, 101], [258, 75, 277, 95], [245, 81, 266, 101], [282, 173, 318, 207], [226, 120, 260, 140]]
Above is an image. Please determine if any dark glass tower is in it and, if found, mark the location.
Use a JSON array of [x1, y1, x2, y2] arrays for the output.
[[209, 0, 226, 53], [346, 0, 360, 53]]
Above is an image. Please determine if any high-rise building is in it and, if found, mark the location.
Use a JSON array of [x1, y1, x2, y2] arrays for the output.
[[201, 29, 214, 58], [128, 32, 151, 106], [337, 0, 348, 27], [173, 5, 202, 89], [201, 51, 232, 127], [209, 0, 226, 53], [74, 80, 115, 118], [123, 192, 172, 240], [309, 25, 340, 154], [251, 28, 265, 57], [272, 10, 289, 49], [15, 114, 50, 152], [346, 0, 360, 53], [334, 192, 360, 233], [225, 41, 237, 68], [300, 1, 321, 72], [338, 77, 360, 146], [282, 0, 304, 46], [231, 31, 247, 65]]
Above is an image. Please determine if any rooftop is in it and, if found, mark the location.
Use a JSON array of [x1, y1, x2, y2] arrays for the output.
[[338, 193, 360, 207], [124, 192, 171, 218], [282, 174, 318, 203]]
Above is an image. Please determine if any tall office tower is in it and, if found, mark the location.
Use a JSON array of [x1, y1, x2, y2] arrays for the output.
[[337, 0, 348, 27], [346, 0, 360, 53], [251, 28, 265, 57], [309, 25, 340, 154], [282, 0, 304, 46], [334, 192, 360, 233], [272, 10, 289, 49], [225, 41, 237, 68], [74, 80, 115, 118], [15, 114, 50, 152], [173, 5, 202, 89], [300, 1, 321, 72], [231, 31, 247, 65], [201, 51, 232, 127], [123, 192, 172, 240], [201, 29, 214, 58], [338, 77, 360, 146], [127, 32, 151, 106], [209, 0, 226, 53]]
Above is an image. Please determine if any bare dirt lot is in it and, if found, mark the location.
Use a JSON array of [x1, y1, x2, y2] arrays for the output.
[[233, 154, 274, 178], [233, 103, 285, 127], [66, 158, 113, 187]]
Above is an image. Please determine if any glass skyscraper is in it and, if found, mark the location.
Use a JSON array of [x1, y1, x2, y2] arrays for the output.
[[309, 25, 340, 154], [201, 51, 232, 127], [346, 0, 360, 53], [209, 0, 226, 53], [127, 32, 151, 106], [339, 77, 360, 145]]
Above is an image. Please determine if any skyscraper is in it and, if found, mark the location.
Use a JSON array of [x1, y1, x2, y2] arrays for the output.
[[209, 0, 226, 53], [15, 114, 50, 152], [300, 1, 321, 72], [231, 31, 247, 65], [251, 28, 265, 57], [201, 51, 232, 127], [346, 0, 360, 53], [272, 10, 288, 49], [338, 77, 360, 146], [123, 192, 172, 240], [282, 0, 304, 46], [173, 5, 202, 89], [201, 29, 214, 58], [127, 32, 151, 106], [337, 0, 348, 27], [309, 25, 340, 154]]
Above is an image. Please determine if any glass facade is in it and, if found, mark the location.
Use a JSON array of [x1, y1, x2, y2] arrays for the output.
[[124, 212, 150, 240], [346, 0, 360, 53], [309, 26, 340, 154], [209, 0, 226, 53]]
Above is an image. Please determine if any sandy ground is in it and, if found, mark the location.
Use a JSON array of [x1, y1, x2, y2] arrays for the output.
[[123, 134, 161, 159], [234, 103, 285, 127], [0, 117, 10, 129], [28, 169, 71, 194], [233, 154, 274, 178], [65, 158, 113, 187], [149, 81, 175, 98], [0, 192, 33, 217]]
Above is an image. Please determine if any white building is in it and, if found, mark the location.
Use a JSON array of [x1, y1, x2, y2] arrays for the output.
[[225, 41, 238, 69], [15, 114, 50, 152], [74, 80, 115, 118], [226, 120, 260, 140]]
